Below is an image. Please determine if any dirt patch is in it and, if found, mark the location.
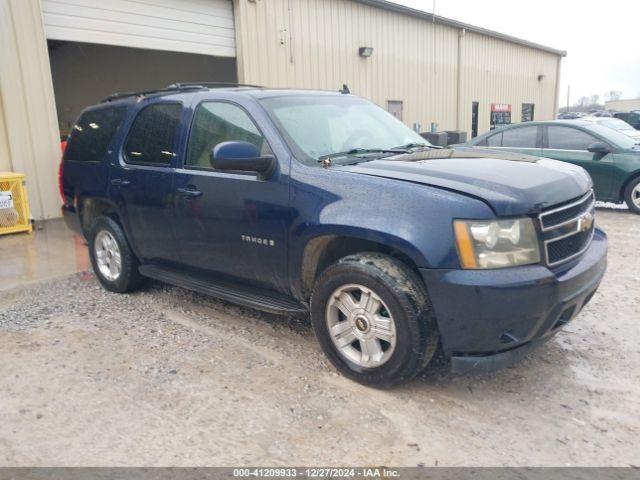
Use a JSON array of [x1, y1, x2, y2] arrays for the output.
[[0, 207, 638, 466]]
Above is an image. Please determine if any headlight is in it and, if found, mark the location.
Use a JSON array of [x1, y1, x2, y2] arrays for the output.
[[453, 218, 540, 269]]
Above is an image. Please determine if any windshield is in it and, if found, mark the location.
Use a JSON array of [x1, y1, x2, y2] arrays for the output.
[[597, 118, 634, 131], [586, 123, 640, 150], [260, 95, 430, 165]]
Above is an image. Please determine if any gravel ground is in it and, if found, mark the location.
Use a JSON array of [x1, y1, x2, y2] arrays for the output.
[[0, 207, 638, 466]]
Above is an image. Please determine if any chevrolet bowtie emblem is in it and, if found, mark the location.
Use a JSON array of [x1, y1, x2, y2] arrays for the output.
[[578, 211, 594, 232]]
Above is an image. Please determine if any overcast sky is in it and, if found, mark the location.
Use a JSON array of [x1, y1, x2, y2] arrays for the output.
[[394, 0, 640, 105]]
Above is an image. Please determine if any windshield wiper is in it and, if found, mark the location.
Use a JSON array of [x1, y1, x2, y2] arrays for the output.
[[318, 147, 409, 162], [391, 142, 442, 150], [317, 147, 410, 162]]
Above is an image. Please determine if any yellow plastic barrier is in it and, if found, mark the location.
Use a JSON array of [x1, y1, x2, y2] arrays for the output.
[[0, 172, 32, 235]]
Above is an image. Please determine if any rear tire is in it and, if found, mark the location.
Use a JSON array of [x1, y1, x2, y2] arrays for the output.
[[310, 252, 439, 387], [88, 216, 145, 293], [624, 176, 640, 214]]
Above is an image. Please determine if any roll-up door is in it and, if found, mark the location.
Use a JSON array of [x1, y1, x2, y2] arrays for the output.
[[42, 0, 235, 57]]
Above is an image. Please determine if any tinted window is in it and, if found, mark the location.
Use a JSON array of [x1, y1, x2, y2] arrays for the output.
[[125, 103, 182, 164], [501, 126, 538, 147], [486, 131, 502, 147], [547, 126, 597, 150], [186, 102, 266, 169], [521, 103, 535, 122], [63, 106, 127, 162]]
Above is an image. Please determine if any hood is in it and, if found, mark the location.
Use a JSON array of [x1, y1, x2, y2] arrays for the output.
[[337, 147, 592, 216], [622, 130, 640, 141]]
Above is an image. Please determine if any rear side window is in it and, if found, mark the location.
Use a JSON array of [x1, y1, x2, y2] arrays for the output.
[[547, 126, 597, 150], [124, 103, 182, 165], [501, 126, 538, 147], [63, 106, 127, 162]]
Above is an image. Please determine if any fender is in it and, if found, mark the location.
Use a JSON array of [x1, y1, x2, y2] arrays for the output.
[[287, 163, 496, 300]]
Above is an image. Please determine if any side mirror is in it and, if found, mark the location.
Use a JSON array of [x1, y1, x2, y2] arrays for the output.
[[587, 141, 611, 154], [210, 141, 276, 178]]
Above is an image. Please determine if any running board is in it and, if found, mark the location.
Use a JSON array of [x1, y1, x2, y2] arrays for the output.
[[139, 264, 308, 315]]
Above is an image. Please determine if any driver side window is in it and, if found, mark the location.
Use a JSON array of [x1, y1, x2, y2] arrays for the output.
[[186, 102, 269, 169]]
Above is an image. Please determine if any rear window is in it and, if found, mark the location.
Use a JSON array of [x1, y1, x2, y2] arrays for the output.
[[501, 126, 538, 147], [63, 106, 128, 162]]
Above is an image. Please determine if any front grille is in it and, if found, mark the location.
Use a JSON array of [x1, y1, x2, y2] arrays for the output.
[[547, 228, 593, 264], [540, 191, 594, 230], [539, 191, 595, 267]]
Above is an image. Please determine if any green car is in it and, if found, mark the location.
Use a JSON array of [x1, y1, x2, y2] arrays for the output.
[[463, 120, 640, 213]]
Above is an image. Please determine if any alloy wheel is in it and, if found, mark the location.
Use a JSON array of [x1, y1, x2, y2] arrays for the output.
[[94, 230, 122, 281], [326, 284, 397, 368]]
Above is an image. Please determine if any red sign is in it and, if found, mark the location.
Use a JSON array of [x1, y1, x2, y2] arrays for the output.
[[491, 103, 512, 113]]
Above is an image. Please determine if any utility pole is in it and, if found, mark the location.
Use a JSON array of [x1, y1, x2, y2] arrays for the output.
[[566, 85, 570, 113]]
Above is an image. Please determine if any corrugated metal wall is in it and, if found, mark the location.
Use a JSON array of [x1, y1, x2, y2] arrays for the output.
[[605, 99, 640, 111], [234, 0, 560, 135], [0, 0, 62, 220], [459, 31, 559, 134]]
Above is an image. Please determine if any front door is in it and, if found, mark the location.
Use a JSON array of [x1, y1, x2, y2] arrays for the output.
[[172, 100, 290, 293], [542, 125, 614, 200], [110, 102, 183, 263], [387, 101, 403, 121]]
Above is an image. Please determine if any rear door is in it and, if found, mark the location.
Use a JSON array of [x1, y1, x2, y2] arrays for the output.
[[542, 125, 613, 199], [497, 124, 542, 156], [473, 124, 542, 157], [110, 101, 184, 263]]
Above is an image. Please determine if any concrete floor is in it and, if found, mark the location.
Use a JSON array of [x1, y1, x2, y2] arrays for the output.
[[0, 219, 89, 291]]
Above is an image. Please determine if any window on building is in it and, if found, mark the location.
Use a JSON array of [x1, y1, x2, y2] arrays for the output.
[[63, 106, 128, 162], [186, 102, 267, 169], [125, 103, 182, 165], [521, 103, 535, 122], [501, 126, 538, 147], [547, 126, 598, 150]]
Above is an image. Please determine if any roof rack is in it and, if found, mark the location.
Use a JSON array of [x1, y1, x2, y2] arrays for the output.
[[167, 82, 264, 89], [101, 82, 264, 103], [101, 85, 205, 103]]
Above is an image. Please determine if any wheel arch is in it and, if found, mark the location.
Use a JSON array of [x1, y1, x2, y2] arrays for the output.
[[77, 196, 122, 238], [619, 170, 640, 202], [295, 229, 426, 301]]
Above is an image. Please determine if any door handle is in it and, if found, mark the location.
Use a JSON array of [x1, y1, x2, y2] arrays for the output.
[[110, 178, 131, 187], [177, 186, 202, 198]]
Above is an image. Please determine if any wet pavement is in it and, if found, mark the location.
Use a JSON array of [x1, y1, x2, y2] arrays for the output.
[[0, 219, 89, 291]]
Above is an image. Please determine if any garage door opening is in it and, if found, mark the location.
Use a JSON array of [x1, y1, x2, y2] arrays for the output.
[[48, 40, 238, 137]]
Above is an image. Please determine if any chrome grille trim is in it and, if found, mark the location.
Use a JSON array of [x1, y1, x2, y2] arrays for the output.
[[538, 190, 596, 267], [539, 191, 595, 232]]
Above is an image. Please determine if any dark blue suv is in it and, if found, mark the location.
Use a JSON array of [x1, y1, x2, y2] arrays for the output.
[[61, 84, 608, 386]]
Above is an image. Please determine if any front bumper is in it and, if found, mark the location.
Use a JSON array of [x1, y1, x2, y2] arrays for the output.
[[420, 228, 607, 374]]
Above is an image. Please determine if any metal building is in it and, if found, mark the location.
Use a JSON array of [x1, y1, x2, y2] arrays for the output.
[[605, 99, 640, 111], [0, 0, 565, 220]]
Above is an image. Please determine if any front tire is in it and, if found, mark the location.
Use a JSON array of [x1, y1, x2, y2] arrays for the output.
[[310, 253, 439, 387], [624, 176, 640, 214], [88, 216, 144, 293]]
